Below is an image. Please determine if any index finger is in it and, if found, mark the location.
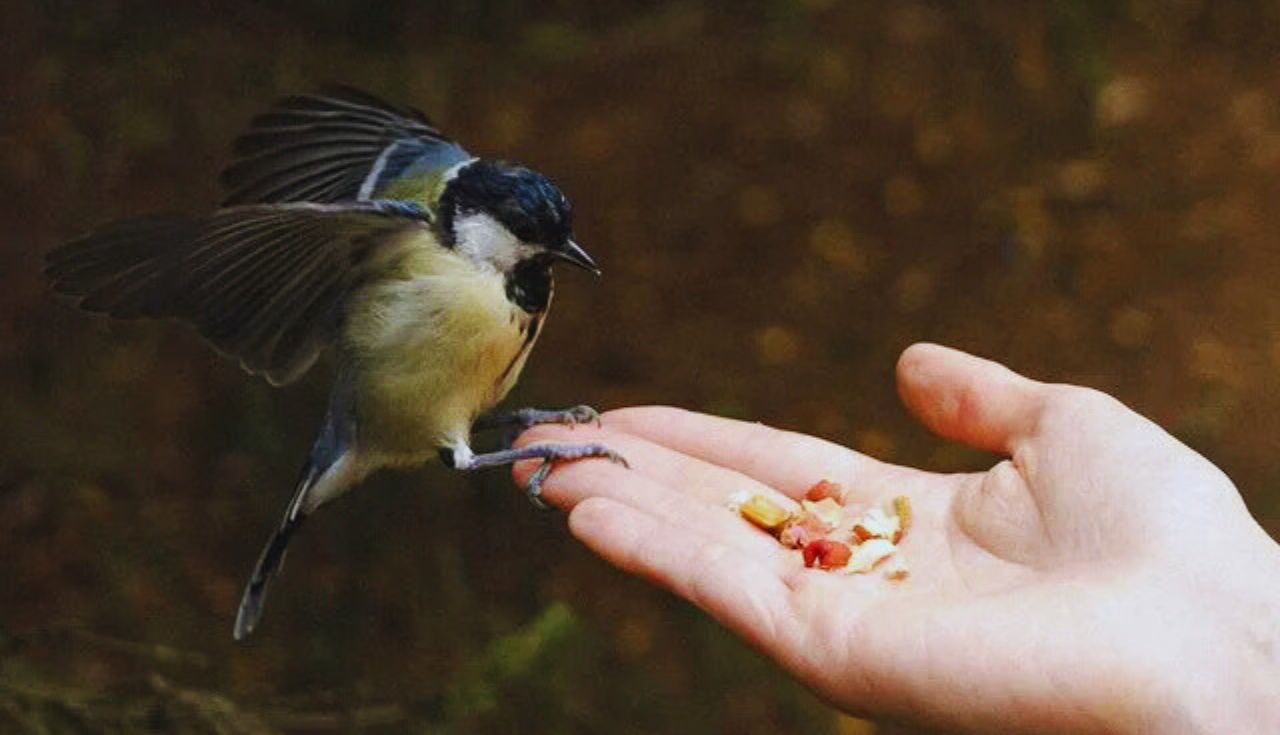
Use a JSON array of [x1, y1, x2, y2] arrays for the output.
[[602, 406, 884, 499]]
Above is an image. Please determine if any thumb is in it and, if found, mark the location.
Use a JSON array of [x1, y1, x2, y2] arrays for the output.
[[896, 343, 1047, 455]]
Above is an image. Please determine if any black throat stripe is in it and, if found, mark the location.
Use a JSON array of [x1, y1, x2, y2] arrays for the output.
[[505, 260, 554, 314]]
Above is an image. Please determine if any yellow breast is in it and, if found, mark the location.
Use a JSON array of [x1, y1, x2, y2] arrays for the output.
[[342, 234, 542, 462]]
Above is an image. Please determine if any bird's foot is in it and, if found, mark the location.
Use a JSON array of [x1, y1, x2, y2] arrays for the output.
[[475, 404, 603, 430], [447, 441, 628, 510], [522, 443, 628, 510], [474, 405, 603, 449], [533, 404, 602, 429]]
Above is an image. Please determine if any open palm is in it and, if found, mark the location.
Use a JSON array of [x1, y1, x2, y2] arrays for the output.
[[514, 344, 1279, 734]]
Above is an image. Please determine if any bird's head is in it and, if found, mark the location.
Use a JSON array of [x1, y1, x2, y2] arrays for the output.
[[439, 160, 598, 275]]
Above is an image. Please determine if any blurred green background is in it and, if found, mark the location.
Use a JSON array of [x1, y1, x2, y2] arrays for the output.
[[4, 1, 1280, 732]]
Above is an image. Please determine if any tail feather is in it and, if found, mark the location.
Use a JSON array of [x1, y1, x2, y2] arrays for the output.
[[232, 514, 304, 640], [233, 373, 357, 641], [233, 459, 328, 641]]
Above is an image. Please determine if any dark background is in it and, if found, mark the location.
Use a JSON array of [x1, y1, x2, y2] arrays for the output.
[[3, 1, 1280, 732]]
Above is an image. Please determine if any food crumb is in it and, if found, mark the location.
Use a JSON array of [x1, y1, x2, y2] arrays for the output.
[[852, 506, 899, 542], [779, 512, 830, 548], [804, 479, 843, 502], [727, 482, 911, 580], [803, 539, 852, 569], [738, 494, 791, 531], [892, 495, 912, 543], [845, 538, 897, 574], [882, 555, 910, 581], [801, 497, 844, 529]]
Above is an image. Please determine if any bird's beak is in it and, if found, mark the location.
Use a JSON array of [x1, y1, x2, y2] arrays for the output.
[[555, 240, 601, 275]]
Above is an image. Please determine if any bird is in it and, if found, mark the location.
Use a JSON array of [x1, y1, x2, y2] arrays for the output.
[[44, 86, 627, 640]]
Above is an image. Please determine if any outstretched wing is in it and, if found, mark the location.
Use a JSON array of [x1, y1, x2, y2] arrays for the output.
[[46, 201, 431, 385], [221, 86, 471, 206]]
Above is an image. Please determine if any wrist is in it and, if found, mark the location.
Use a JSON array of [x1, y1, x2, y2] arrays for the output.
[[1148, 538, 1280, 733]]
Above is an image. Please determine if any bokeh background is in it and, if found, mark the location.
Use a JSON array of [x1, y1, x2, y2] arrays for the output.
[[4, 1, 1280, 732]]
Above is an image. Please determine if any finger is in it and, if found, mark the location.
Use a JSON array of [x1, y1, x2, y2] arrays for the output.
[[568, 497, 801, 654], [515, 418, 926, 519], [599, 427, 922, 513], [599, 406, 883, 499], [512, 436, 796, 564], [895, 343, 1047, 455], [515, 425, 798, 510]]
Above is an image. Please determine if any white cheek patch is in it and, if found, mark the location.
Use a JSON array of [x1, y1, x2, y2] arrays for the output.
[[453, 212, 540, 270]]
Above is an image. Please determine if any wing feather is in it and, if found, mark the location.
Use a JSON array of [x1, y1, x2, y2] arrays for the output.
[[192, 226, 319, 342], [224, 153, 375, 205], [221, 87, 470, 206], [46, 201, 431, 385]]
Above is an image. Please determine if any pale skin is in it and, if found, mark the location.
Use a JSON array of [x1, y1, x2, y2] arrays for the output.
[[513, 343, 1280, 734]]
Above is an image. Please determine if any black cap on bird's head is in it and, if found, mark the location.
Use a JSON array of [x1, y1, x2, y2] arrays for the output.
[[439, 160, 598, 274]]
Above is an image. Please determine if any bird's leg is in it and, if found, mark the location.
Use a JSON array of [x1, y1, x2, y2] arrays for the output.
[[442, 441, 628, 510], [473, 405, 602, 449]]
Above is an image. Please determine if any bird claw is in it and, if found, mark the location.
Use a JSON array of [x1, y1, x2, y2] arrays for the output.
[[561, 404, 602, 429], [524, 462, 554, 510], [508, 405, 601, 429], [475, 405, 605, 450], [521, 444, 628, 510], [516, 404, 601, 430]]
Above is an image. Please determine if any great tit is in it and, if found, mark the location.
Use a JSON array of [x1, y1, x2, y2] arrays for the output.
[[45, 86, 626, 640]]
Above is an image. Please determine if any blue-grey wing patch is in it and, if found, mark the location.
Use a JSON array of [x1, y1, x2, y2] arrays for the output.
[[46, 201, 431, 385], [221, 86, 471, 206]]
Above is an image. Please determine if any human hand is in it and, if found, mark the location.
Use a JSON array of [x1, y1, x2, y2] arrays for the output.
[[513, 344, 1280, 734]]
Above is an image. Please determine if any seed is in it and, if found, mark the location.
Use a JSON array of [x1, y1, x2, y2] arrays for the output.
[[852, 506, 899, 542], [779, 512, 830, 548], [882, 555, 910, 581], [892, 496, 912, 543], [803, 539, 852, 569], [739, 495, 791, 532], [801, 497, 844, 529], [804, 479, 843, 502], [845, 538, 897, 573]]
